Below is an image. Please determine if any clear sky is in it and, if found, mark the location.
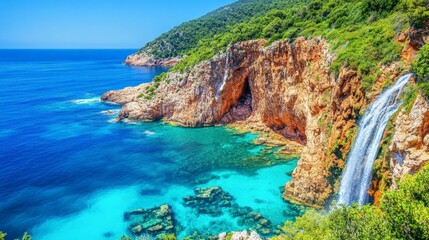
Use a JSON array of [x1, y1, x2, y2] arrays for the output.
[[0, 0, 236, 49]]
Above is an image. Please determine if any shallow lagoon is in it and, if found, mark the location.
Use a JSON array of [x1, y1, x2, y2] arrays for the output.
[[0, 50, 302, 239]]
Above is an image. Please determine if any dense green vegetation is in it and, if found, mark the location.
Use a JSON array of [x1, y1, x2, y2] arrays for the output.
[[413, 44, 429, 82], [402, 43, 429, 112], [273, 164, 429, 239], [137, 0, 300, 59], [401, 0, 429, 27], [137, 0, 428, 95], [171, 0, 417, 92]]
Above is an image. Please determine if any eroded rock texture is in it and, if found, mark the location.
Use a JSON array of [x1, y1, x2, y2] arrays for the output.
[[390, 94, 429, 189]]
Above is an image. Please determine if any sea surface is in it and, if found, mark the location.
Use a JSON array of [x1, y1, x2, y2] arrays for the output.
[[0, 50, 301, 239]]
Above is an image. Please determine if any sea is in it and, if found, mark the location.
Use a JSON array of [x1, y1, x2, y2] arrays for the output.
[[0, 49, 301, 239]]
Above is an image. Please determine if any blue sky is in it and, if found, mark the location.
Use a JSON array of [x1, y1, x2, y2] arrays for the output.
[[0, 0, 236, 49]]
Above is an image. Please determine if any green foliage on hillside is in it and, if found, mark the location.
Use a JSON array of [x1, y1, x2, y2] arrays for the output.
[[137, 0, 300, 59], [136, 0, 428, 95], [274, 164, 429, 239], [137, 72, 168, 100], [400, 0, 429, 27], [171, 0, 414, 92], [413, 44, 429, 82], [402, 43, 429, 112]]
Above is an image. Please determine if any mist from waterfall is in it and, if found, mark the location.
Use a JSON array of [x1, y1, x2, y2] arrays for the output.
[[337, 73, 413, 205]]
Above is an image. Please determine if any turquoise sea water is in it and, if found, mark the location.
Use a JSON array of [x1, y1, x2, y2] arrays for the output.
[[0, 50, 301, 239]]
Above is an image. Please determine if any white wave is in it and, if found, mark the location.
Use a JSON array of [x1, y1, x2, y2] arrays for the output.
[[123, 119, 139, 125], [144, 130, 156, 136], [102, 101, 120, 106], [107, 118, 118, 123], [69, 97, 100, 105]]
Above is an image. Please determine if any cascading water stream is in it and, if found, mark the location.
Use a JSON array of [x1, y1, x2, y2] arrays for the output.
[[337, 73, 413, 205], [215, 51, 231, 100]]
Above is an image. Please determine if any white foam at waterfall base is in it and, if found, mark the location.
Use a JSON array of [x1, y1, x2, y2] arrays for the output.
[[337, 73, 413, 205]]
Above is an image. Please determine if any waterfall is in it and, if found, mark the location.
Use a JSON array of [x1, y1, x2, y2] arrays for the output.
[[215, 52, 231, 100], [337, 73, 413, 205]]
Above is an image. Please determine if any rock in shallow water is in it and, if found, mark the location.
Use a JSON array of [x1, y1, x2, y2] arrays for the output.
[[124, 204, 176, 239], [183, 186, 234, 217], [183, 186, 273, 237]]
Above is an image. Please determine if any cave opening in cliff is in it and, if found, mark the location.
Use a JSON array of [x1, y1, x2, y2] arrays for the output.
[[220, 77, 253, 123], [239, 77, 252, 108]]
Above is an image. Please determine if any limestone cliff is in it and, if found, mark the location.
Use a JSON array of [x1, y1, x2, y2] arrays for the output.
[[103, 37, 370, 207], [390, 94, 429, 189]]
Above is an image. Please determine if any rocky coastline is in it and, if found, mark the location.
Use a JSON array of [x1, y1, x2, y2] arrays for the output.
[[104, 31, 429, 208]]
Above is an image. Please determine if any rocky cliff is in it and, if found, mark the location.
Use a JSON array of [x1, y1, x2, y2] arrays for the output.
[[104, 37, 367, 207], [104, 32, 428, 207], [390, 94, 429, 189]]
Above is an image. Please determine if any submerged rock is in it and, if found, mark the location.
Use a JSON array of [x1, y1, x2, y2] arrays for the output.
[[124, 204, 176, 239], [183, 186, 234, 217], [185, 230, 218, 240], [183, 186, 273, 237], [194, 174, 221, 184]]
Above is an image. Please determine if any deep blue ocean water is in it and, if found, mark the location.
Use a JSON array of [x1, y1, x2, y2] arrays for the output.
[[0, 50, 301, 239]]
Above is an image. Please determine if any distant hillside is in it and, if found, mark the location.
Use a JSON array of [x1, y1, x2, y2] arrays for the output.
[[135, 0, 301, 59]]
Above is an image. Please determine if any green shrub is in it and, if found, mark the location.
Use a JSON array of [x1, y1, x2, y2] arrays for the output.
[[400, 0, 429, 27], [412, 44, 429, 82], [277, 164, 429, 239], [381, 165, 429, 239]]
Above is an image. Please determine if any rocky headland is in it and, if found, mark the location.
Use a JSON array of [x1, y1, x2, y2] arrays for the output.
[[125, 53, 181, 67]]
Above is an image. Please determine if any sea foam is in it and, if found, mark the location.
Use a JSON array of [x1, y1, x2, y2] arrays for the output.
[[70, 97, 100, 105]]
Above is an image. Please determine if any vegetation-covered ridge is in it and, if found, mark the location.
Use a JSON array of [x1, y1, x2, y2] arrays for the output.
[[176, 0, 428, 90], [136, 0, 300, 59], [135, 0, 428, 94]]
